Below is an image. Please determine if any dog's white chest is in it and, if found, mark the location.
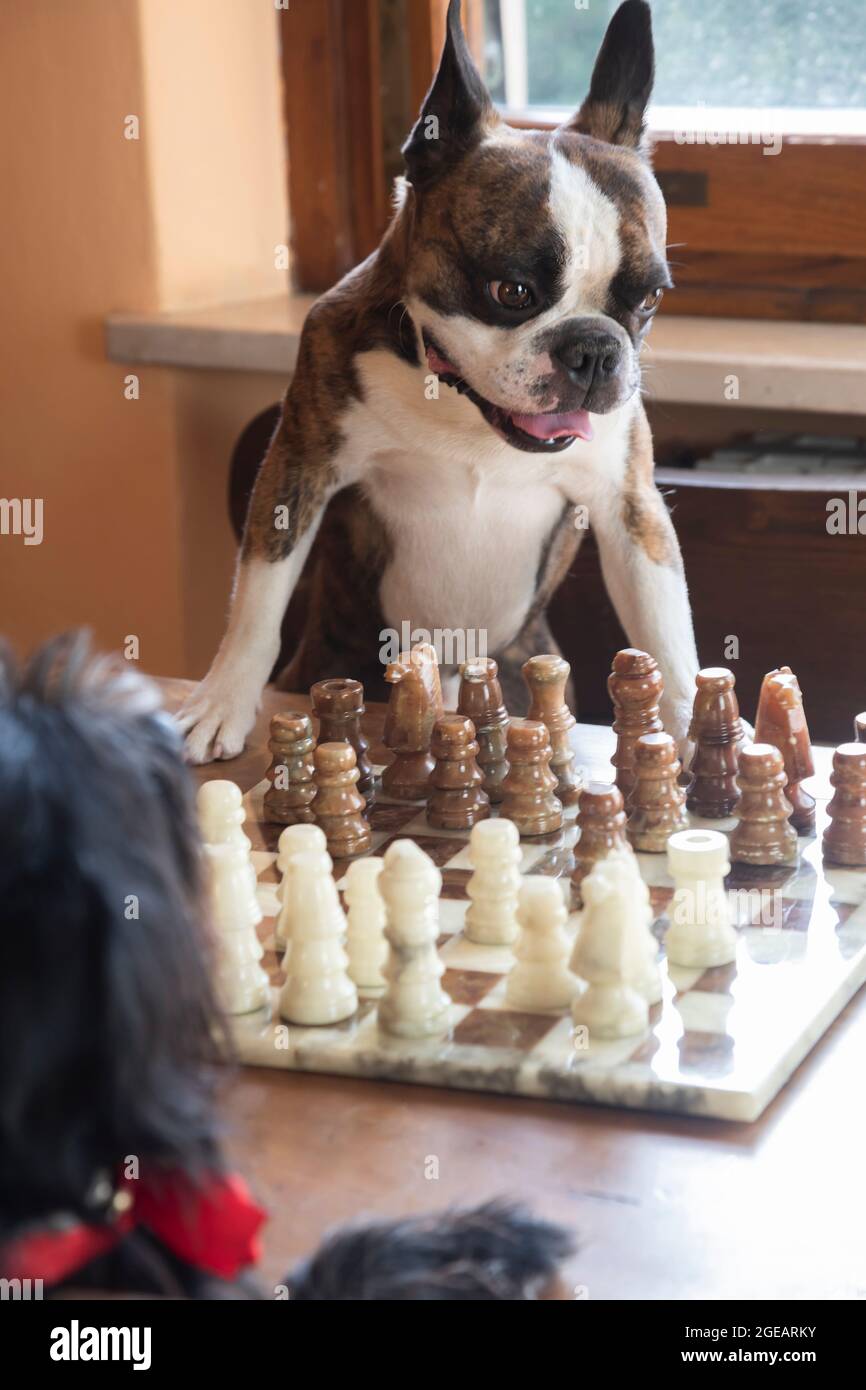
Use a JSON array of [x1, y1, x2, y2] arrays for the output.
[[364, 453, 566, 653]]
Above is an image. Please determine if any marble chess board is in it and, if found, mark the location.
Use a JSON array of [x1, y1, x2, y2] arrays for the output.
[[231, 744, 866, 1122]]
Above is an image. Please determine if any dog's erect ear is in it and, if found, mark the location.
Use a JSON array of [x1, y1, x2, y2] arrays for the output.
[[402, 0, 496, 189], [564, 0, 654, 153]]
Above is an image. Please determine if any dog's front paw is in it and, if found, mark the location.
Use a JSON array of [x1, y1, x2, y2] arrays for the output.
[[660, 696, 694, 769], [175, 673, 261, 765]]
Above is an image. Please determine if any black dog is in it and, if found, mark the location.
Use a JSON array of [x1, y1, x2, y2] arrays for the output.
[[0, 634, 571, 1299]]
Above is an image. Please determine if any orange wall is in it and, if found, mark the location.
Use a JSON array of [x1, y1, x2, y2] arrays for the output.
[[0, 0, 288, 678]]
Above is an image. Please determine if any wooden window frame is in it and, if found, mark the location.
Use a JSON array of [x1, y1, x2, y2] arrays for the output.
[[283, 0, 866, 322]]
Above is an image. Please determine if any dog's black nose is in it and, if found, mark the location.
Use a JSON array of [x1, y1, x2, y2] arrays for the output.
[[554, 330, 622, 392]]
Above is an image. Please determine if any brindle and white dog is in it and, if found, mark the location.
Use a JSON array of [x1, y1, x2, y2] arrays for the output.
[[179, 0, 699, 764]]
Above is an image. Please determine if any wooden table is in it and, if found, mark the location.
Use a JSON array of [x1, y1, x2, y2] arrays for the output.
[[162, 679, 866, 1300]]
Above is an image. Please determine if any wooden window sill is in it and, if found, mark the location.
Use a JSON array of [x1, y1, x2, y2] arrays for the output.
[[105, 297, 866, 415]]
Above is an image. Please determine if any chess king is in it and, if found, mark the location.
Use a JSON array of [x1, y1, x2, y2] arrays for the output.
[[180, 0, 699, 764]]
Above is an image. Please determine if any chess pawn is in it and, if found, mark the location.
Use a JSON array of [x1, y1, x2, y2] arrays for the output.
[[522, 654, 582, 806], [626, 732, 689, 853], [506, 877, 578, 1012], [822, 742, 866, 867], [263, 711, 316, 825], [605, 850, 663, 1005], [197, 779, 256, 892], [665, 829, 737, 968], [457, 657, 510, 803], [856, 713, 866, 744], [427, 715, 490, 831], [465, 817, 522, 946], [310, 678, 377, 798], [312, 741, 372, 858], [278, 851, 358, 1025], [754, 667, 816, 833], [377, 839, 452, 1039], [343, 856, 387, 994], [730, 743, 798, 866], [500, 718, 563, 837], [382, 643, 444, 801], [686, 668, 743, 819], [570, 856, 649, 1040], [275, 823, 332, 951], [571, 782, 631, 893], [205, 842, 269, 1016], [607, 648, 664, 801]]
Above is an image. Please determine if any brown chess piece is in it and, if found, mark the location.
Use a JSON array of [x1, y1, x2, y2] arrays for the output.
[[263, 711, 316, 825], [571, 783, 631, 891], [311, 677, 377, 797], [312, 741, 372, 858], [522, 654, 582, 806], [730, 743, 798, 866], [754, 666, 816, 834], [381, 643, 444, 801], [607, 649, 664, 801], [456, 657, 509, 803], [626, 732, 688, 853], [427, 715, 490, 831], [686, 668, 743, 819], [822, 742, 866, 867], [854, 712, 866, 744], [500, 718, 562, 837]]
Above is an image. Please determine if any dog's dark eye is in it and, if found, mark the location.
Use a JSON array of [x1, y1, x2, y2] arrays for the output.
[[489, 280, 535, 311], [638, 288, 663, 313]]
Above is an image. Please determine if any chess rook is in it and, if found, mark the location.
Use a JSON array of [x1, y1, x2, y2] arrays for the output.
[[665, 829, 737, 968], [313, 741, 372, 858], [686, 668, 743, 819], [377, 840, 452, 1039], [506, 877, 577, 1012], [754, 666, 816, 833], [275, 823, 332, 951], [311, 677, 377, 797], [822, 742, 866, 867], [457, 657, 510, 803], [522, 654, 582, 806], [465, 817, 522, 946], [382, 643, 444, 801], [607, 648, 664, 800], [205, 842, 269, 1016], [571, 782, 630, 892], [730, 743, 798, 867], [500, 718, 563, 837], [343, 856, 387, 994], [278, 850, 358, 1026], [263, 711, 316, 825], [427, 715, 490, 830], [626, 732, 688, 853]]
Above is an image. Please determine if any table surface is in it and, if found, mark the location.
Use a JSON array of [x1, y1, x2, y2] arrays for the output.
[[161, 678, 866, 1300]]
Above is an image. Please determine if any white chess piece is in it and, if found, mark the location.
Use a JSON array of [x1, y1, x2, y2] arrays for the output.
[[570, 856, 650, 1040], [198, 780, 256, 891], [205, 842, 269, 1015], [275, 823, 332, 950], [665, 829, 738, 967], [506, 877, 578, 1011], [378, 840, 452, 1039], [605, 850, 663, 1004], [344, 856, 387, 993], [465, 817, 521, 945], [278, 851, 358, 1025]]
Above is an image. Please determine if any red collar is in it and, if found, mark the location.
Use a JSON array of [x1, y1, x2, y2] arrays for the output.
[[2, 1170, 266, 1287]]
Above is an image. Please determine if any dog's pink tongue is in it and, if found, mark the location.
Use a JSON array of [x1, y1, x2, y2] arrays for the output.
[[509, 409, 594, 442]]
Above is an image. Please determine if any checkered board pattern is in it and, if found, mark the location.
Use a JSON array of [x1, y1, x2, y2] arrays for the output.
[[230, 744, 866, 1122]]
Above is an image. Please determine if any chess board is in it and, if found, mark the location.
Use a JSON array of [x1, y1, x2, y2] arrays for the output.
[[230, 742, 866, 1123]]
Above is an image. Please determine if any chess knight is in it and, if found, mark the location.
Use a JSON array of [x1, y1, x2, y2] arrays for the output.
[[179, 1, 700, 763]]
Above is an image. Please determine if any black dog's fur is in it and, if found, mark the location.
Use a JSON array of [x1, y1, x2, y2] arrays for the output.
[[0, 634, 572, 1299]]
